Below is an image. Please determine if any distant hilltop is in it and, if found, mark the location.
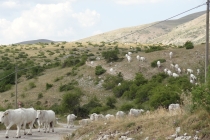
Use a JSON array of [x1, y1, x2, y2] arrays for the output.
[[15, 39, 59, 45]]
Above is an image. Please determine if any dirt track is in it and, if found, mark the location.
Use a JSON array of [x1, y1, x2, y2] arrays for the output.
[[0, 123, 79, 140]]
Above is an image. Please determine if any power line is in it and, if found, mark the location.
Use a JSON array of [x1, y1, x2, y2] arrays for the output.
[[108, 2, 207, 43], [0, 72, 15, 81]]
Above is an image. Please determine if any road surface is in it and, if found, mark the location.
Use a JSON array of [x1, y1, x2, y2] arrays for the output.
[[0, 123, 79, 140]]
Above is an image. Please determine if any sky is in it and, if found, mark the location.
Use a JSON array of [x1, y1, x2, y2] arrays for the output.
[[0, 0, 207, 45]]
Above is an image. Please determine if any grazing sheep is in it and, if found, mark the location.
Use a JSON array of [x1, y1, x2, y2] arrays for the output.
[[79, 119, 91, 126], [187, 69, 193, 74], [157, 61, 161, 68], [136, 55, 140, 61], [140, 57, 146, 62], [175, 64, 179, 71], [177, 68, 181, 74], [190, 73, 197, 81], [172, 73, 179, 78], [167, 70, 172, 76], [197, 69, 200, 75], [116, 111, 126, 119], [128, 52, 132, 55], [105, 114, 115, 120], [170, 64, 175, 69], [90, 61, 94, 65], [169, 52, 173, 59], [110, 68, 114, 73], [118, 83, 121, 86], [164, 68, 168, 74], [190, 79, 194, 84], [126, 55, 132, 63]]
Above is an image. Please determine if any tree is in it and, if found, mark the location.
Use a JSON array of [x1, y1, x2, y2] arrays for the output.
[[102, 47, 119, 62], [60, 88, 82, 113]]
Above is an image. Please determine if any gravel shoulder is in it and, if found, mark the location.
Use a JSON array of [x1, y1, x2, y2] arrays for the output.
[[0, 123, 79, 140]]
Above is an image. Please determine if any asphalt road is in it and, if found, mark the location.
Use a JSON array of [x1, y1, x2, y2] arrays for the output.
[[0, 123, 79, 140]]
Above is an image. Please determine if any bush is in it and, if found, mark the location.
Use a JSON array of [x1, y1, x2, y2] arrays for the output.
[[59, 81, 78, 92], [29, 82, 36, 89], [113, 81, 132, 98], [106, 96, 117, 108], [95, 65, 106, 75], [82, 96, 102, 114], [61, 88, 82, 113], [145, 46, 164, 53], [103, 75, 123, 90], [102, 47, 119, 62], [38, 93, 43, 99], [120, 103, 134, 111], [184, 41, 194, 49], [46, 83, 53, 90]]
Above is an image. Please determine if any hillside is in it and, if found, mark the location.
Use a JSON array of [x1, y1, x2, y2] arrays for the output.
[[0, 41, 205, 108], [78, 11, 206, 45], [0, 40, 209, 139]]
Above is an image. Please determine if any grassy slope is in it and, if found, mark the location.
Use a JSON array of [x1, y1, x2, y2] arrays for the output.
[[0, 43, 205, 108]]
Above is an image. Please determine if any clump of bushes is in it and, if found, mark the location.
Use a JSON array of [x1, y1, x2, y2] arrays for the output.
[[145, 46, 164, 53], [95, 65, 106, 75], [184, 41, 194, 49]]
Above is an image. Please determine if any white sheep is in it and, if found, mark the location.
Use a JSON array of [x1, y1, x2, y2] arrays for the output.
[[127, 55, 132, 63], [157, 61, 161, 68], [136, 55, 140, 61], [118, 83, 121, 86], [140, 57, 146, 62], [110, 68, 114, 73], [190, 73, 197, 81], [172, 73, 179, 78], [164, 68, 168, 74], [197, 69, 200, 75], [90, 61, 94, 65], [169, 52, 173, 59], [177, 68, 181, 74], [170, 64, 174, 69], [175, 64, 179, 71], [128, 52, 132, 55], [167, 70, 172, 76], [187, 69, 193, 74]]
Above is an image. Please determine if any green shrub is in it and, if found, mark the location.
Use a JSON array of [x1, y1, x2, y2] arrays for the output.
[[95, 65, 106, 75], [120, 103, 134, 111], [59, 81, 78, 92], [103, 75, 123, 90], [29, 82, 36, 89], [38, 93, 43, 99], [113, 81, 132, 98], [46, 83, 53, 90], [145, 46, 164, 53], [102, 47, 119, 62], [61, 89, 83, 113], [54, 76, 63, 82], [106, 96, 117, 109], [151, 59, 166, 68], [184, 41, 194, 49]]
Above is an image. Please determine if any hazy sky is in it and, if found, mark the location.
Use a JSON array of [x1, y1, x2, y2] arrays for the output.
[[0, 0, 207, 44]]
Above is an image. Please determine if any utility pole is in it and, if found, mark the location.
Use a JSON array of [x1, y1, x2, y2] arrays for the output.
[[205, 0, 209, 83], [15, 65, 18, 109]]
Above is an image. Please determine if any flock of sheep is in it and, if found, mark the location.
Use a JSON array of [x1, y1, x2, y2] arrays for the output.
[[67, 105, 180, 128], [124, 51, 200, 85]]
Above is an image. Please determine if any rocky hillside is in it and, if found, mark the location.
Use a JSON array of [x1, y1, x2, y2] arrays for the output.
[[78, 11, 206, 45]]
